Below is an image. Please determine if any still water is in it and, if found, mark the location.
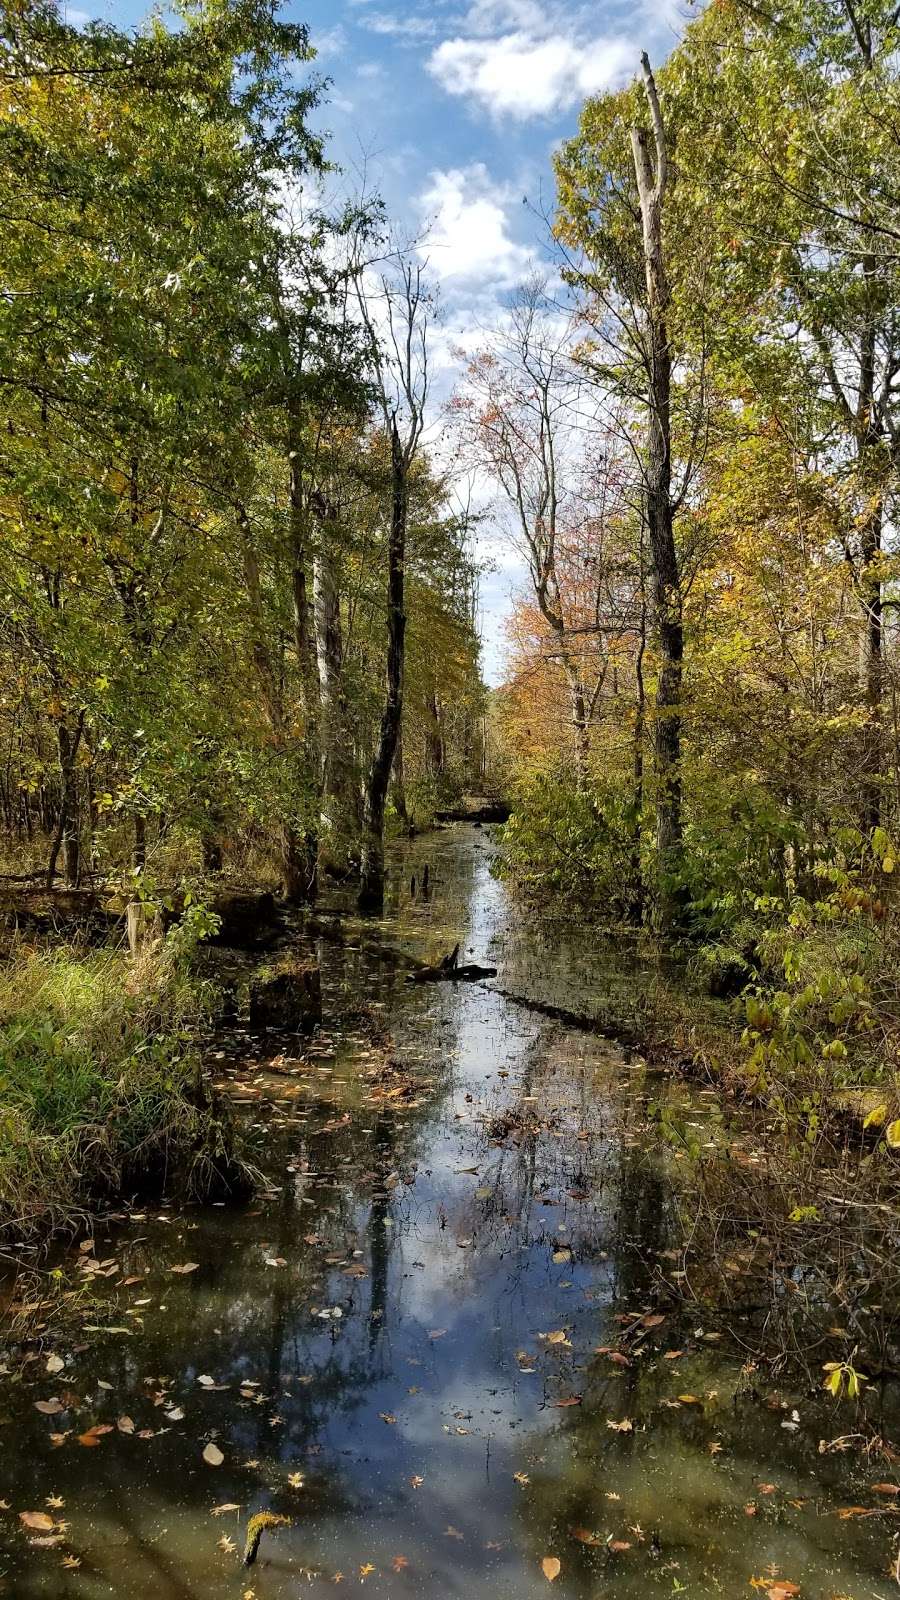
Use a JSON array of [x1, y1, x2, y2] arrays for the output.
[[0, 827, 896, 1597]]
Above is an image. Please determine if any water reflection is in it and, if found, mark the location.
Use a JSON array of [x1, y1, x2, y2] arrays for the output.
[[0, 828, 894, 1597]]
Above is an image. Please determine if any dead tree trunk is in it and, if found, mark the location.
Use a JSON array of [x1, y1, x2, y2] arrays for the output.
[[631, 52, 684, 930], [359, 419, 407, 912]]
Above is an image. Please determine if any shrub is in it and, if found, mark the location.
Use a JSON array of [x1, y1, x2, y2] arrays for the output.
[[495, 771, 637, 915], [0, 937, 249, 1241]]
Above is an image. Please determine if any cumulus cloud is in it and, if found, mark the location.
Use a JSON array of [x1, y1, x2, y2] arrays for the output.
[[416, 163, 533, 286], [428, 29, 634, 118]]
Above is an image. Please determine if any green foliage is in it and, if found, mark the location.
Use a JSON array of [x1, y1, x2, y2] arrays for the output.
[[496, 771, 637, 912], [0, 942, 246, 1238]]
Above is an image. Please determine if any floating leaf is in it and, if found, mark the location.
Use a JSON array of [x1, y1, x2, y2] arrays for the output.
[[541, 1557, 561, 1582], [19, 1512, 55, 1531], [170, 1263, 200, 1275], [35, 1399, 64, 1415], [203, 1442, 225, 1467], [45, 1354, 64, 1376]]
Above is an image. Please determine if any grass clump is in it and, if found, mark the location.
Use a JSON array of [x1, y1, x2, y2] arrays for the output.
[[0, 935, 249, 1242]]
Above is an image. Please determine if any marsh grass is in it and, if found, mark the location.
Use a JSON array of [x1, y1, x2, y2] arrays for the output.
[[0, 940, 250, 1241]]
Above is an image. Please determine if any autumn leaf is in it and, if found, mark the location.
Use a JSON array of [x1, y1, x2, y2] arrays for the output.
[[606, 1418, 633, 1432], [35, 1398, 64, 1415], [78, 1425, 113, 1447], [541, 1556, 561, 1582], [391, 1555, 409, 1571], [20, 1511, 55, 1531], [170, 1263, 200, 1274], [203, 1442, 225, 1466]]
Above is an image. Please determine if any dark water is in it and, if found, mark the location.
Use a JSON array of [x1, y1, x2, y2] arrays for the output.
[[0, 828, 896, 1598]]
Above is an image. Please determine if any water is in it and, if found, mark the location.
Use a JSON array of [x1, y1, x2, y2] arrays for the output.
[[0, 827, 896, 1598]]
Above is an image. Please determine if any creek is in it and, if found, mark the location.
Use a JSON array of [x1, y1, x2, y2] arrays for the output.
[[0, 825, 895, 1598]]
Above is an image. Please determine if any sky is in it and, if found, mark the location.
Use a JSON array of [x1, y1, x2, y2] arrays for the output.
[[66, 0, 688, 682]]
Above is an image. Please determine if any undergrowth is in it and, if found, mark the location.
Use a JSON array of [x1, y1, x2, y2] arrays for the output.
[[0, 926, 251, 1243]]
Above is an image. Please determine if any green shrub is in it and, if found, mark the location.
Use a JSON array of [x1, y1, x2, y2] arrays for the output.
[[495, 771, 637, 915], [0, 938, 249, 1241]]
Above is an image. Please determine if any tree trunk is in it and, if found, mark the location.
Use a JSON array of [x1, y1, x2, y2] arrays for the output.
[[561, 658, 590, 789], [313, 508, 353, 860], [46, 714, 84, 889], [359, 420, 407, 912], [860, 497, 883, 833], [427, 692, 445, 778], [630, 566, 647, 921], [287, 404, 320, 902], [392, 727, 410, 829], [133, 813, 146, 872], [631, 54, 683, 930]]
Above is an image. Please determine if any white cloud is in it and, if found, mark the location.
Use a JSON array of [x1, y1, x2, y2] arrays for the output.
[[417, 163, 533, 285], [360, 12, 439, 39], [311, 24, 348, 61], [428, 29, 634, 118]]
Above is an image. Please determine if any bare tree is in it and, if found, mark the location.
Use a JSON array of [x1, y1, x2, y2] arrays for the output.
[[354, 248, 429, 912], [630, 53, 684, 929]]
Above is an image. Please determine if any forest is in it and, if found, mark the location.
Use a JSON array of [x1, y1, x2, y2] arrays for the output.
[[3, 0, 900, 1593]]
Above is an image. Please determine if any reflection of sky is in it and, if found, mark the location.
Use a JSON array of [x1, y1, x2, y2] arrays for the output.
[[3, 830, 893, 1597]]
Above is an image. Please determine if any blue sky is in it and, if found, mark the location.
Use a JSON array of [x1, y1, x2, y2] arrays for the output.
[[66, 0, 686, 680]]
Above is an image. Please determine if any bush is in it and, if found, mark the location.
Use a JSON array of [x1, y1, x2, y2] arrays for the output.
[[495, 771, 637, 914], [0, 936, 250, 1241]]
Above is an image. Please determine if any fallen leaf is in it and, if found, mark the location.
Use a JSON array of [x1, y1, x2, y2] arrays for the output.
[[608, 1540, 631, 1553], [117, 1415, 135, 1434], [606, 1418, 634, 1432], [570, 1527, 603, 1546], [211, 1504, 241, 1517], [203, 1442, 224, 1467], [542, 1556, 561, 1582], [170, 1263, 200, 1275], [391, 1555, 409, 1572], [78, 1425, 113, 1447], [35, 1399, 64, 1416], [20, 1512, 55, 1531], [45, 1355, 64, 1376]]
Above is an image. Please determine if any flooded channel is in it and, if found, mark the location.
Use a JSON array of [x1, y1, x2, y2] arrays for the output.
[[1, 826, 897, 1598]]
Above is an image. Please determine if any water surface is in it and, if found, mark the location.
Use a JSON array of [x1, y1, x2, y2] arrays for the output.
[[0, 827, 895, 1598]]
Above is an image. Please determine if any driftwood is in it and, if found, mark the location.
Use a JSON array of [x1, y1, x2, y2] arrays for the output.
[[407, 943, 497, 984]]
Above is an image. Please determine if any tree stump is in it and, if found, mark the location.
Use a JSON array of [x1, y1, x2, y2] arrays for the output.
[[127, 899, 163, 954], [249, 957, 322, 1032]]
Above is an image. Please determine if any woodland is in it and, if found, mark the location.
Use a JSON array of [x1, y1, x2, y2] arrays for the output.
[[4, 4, 900, 1594]]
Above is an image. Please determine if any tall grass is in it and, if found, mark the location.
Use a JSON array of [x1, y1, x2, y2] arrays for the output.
[[0, 940, 249, 1241]]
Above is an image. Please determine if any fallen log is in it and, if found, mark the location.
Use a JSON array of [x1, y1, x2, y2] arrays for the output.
[[407, 943, 497, 983]]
